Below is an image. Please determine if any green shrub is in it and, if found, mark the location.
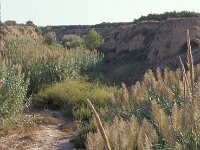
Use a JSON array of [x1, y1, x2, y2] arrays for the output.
[[26, 21, 42, 35], [72, 121, 97, 148], [26, 20, 34, 26], [37, 78, 111, 148], [0, 64, 29, 129], [4, 36, 103, 93], [44, 32, 57, 45], [37, 78, 111, 120], [84, 29, 104, 50], [61, 34, 84, 48]]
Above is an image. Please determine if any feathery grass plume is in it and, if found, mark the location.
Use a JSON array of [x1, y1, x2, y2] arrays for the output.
[[186, 30, 198, 146], [87, 99, 111, 150], [164, 68, 170, 85], [169, 70, 179, 87], [118, 117, 139, 149], [155, 79, 164, 97], [175, 142, 184, 150], [144, 134, 153, 150], [87, 116, 140, 149], [151, 100, 160, 127], [149, 69, 157, 90], [137, 119, 158, 150], [87, 132, 105, 150], [110, 92, 116, 106], [126, 116, 140, 148], [159, 108, 171, 136], [178, 79, 184, 96], [151, 100, 173, 147], [143, 71, 153, 89], [179, 57, 190, 109], [179, 30, 199, 149], [175, 68, 182, 81], [131, 81, 145, 102], [187, 30, 195, 94], [108, 117, 121, 149], [116, 118, 128, 149], [172, 103, 183, 132], [179, 56, 195, 133], [121, 82, 130, 105], [165, 86, 174, 105]]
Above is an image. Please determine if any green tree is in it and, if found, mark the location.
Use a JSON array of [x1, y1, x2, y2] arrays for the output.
[[44, 32, 57, 45], [62, 34, 84, 48], [26, 20, 42, 35], [26, 20, 34, 26], [84, 29, 104, 50]]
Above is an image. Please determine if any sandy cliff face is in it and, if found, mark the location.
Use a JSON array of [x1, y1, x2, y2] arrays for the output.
[[0, 24, 40, 51], [43, 17, 200, 64], [105, 21, 159, 51], [106, 17, 200, 63]]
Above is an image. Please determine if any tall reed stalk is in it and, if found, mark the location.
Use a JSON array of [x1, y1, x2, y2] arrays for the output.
[[179, 30, 198, 149], [87, 99, 111, 150]]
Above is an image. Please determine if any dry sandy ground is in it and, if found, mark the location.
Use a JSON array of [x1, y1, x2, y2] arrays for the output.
[[0, 110, 77, 150]]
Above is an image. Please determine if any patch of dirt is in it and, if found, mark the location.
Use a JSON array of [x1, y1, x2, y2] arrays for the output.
[[0, 109, 77, 150]]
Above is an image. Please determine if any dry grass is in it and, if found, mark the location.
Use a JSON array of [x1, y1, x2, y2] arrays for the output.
[[87, 99, 111, 150], [86, 31, 200, 149]]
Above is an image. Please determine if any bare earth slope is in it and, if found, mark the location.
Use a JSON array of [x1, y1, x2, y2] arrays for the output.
[[0, 110, 76, 150], [0, 23, 40, 52]]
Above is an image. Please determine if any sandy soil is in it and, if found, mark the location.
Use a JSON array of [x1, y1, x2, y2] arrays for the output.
[[0, 110, 77, 150]]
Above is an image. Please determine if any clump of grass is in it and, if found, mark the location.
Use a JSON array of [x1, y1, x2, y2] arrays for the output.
[[36, 77, 111, 120]]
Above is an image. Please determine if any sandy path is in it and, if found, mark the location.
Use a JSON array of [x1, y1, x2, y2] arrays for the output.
[[0, 110, 77, 150]]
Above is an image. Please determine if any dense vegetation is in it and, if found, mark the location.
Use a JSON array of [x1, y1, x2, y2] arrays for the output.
[[86, 33, 200, 149], [134, 11, 200, 22], [1, 16, 200, 149], [61, 34, 84, 48], [0, 64, 29, 130], [0, 33, 104, 129], [26, 20, 42, 35], [87, 67, 200, 149]]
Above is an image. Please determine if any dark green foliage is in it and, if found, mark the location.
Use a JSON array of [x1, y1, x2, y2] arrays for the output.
[[83, 29, 104, 50], [37, 78, 111, 120], [26, 21, 42, 35], [44, 32, 57, 45], [26, 20, 34, 26], [0, 65, 29, 127], [61, 34, 84, 48], [34, 27, 42, 35], [4, 37, 103, 93], [72, 121, 97, 148], [134, 11, 200, 23], [42, 22, 132, 32]]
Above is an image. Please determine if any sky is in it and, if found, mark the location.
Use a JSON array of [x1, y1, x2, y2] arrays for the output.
[[1, 0, 200, 26]]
